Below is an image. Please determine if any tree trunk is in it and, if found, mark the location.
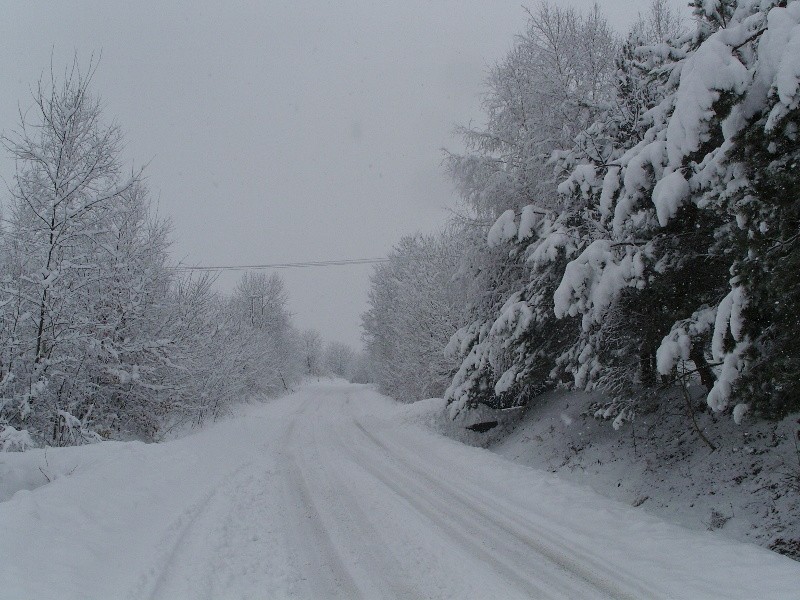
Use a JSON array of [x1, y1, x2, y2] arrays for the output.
[[639, 339, 657, 387], [689, 342, 716, 392]]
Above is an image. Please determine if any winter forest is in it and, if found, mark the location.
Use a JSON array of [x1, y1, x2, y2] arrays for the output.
[[2, 0, 800, 596], [368, 0, 800, 424], [363, 0, 800, 557], [0, 63, 371, 449]]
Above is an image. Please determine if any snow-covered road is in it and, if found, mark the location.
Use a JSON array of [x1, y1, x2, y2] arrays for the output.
[[2, 381, 799, 599]]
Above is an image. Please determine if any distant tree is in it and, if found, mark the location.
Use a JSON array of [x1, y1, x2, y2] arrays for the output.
[[300, 330, 324, 377], [230, 272, 291, 336], [323, 342, 356, 379], [630, 0, 686, 45], [363, 229, 467, 402], [347, 352, 373, 385]]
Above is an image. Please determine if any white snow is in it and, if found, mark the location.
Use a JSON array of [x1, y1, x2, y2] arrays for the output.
[[656, 306, 716, 376], [554, 240, 644, 331], [0, 425, 34, 453], [656, 329, 692, 375], [707, 348, 746, 412], [706, 287, 749, 412], [487, 209, 517, 248], [490, 295, 533, 341], [613, 140, 666, 235], [733, 402, 749, 425], [598, 166, 620, 221], [2, 381, 799, 599], [484, 387, 800, 573], [651, 169, 690, 226], [557, 164, 597, 198], [761, 3, 800, 130], [517, 204, 541, 241], [729, 285, 748, 342], [494, 366, 518, 395], [666, 33, 749, 168], [712, 290, 735, 362]]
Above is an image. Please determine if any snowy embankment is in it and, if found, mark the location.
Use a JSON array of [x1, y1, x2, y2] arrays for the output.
[[2, 380, 800, 599], [407, 390, 800, 562]]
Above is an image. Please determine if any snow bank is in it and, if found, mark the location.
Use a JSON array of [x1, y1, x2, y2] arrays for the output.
[[490, 388, 800, 564], [0, 440, 145, 502]]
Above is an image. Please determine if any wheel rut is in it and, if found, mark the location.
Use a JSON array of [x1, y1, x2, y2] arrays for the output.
[[347, 419, 650, 600]]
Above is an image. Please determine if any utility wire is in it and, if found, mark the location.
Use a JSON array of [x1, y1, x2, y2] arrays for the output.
[[173, 258, 390, 272]]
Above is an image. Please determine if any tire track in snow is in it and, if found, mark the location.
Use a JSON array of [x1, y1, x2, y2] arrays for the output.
[[359, 420, 660, 599], [277, 423, 362, 599], [128, 462, 253, 600], [298, 415, 433, 599], [130, 400, 316, 600], [348, 419, 648, 600], [338, 439, 560, 598]]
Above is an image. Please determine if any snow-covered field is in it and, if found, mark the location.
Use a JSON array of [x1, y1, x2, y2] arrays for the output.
[[2, 380, 799, 599]]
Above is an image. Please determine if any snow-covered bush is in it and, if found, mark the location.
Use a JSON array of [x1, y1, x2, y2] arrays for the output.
[[0, 425, 35, 452]]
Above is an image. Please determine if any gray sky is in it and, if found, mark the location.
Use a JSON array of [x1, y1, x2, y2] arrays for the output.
[[0, 1, 669, 348]]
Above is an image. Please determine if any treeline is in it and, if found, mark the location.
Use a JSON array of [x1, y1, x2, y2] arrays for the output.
[[364, 0, 800, 428], [0, 64, 345, 449]]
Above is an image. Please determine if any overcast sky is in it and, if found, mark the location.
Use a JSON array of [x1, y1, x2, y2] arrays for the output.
[[0, 1, 677, 348]]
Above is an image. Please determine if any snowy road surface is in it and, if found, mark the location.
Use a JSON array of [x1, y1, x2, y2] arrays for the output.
[[2, 381, 800, 599]]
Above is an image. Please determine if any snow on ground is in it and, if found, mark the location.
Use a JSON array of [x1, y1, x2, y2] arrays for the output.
[[405, 388, 800, 561], [2, 380, 800, 599]]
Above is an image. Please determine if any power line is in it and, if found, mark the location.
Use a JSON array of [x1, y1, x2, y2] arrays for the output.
[[173, 257, 390, 272]]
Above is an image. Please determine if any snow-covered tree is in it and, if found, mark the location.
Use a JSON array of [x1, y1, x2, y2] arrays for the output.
[[0, 62, 306, 447], [323, 342, 356, 379], [299, 329, 325, 378], [631, 0, 686, 45], [552, 0, 800, 421], [709, 0, 800, 418], [363, 230, 467, 402], [0, 61, 148, 443], [227, 271, 299, 391], [444, 3, 618, 413]]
